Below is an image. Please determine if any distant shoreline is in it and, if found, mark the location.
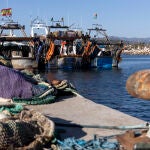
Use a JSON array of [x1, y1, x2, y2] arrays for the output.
[[122, 49, 150, 55]]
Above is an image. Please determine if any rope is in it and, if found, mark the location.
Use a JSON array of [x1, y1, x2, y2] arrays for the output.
[[55, 122, 149, 130], [57, 135, 119, 150], [65, 88, 84, 98], [13, 95, 55, 105]]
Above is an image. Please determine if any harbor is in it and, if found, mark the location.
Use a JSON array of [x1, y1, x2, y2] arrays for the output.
[[0, 1, 150, 149], [0, 57, 149, 149]]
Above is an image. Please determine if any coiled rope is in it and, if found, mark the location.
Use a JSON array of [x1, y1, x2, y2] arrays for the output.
[[12, 86, 56, 105]]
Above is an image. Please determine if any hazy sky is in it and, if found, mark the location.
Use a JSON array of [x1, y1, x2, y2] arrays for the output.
[[1, 0, 150, 38]]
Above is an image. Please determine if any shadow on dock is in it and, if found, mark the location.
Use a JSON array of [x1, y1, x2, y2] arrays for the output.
[[46, 115, 86, 140]]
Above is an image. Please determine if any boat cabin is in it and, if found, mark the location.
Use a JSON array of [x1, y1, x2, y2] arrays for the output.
[[30, 17, 49, 38]]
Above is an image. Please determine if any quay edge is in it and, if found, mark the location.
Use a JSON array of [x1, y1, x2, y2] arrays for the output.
[[27, 95, 145, 140]]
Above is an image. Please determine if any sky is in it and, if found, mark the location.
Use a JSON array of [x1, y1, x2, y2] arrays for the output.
[[1, 0, 150, 38]]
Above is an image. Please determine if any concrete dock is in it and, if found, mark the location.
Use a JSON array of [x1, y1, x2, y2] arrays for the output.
[[27, 95, 146, 140]]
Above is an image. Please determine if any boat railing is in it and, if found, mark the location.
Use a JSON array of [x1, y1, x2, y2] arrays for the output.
[[0, 37, 34, 42]]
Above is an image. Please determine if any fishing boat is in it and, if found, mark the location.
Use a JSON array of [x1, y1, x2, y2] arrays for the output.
[[87, 24, 123, 68], [45, 18, 84, 70], [0, 12, 38, 70]]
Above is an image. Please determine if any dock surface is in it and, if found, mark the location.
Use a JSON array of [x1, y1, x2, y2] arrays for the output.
[[27, 95, 145, 140]]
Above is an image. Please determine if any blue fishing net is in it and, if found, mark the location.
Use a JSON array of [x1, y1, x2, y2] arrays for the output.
[[57, 135, 119, 150]]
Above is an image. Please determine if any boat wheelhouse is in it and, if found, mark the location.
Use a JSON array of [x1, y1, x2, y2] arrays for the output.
[[30, 17, 49, 38]]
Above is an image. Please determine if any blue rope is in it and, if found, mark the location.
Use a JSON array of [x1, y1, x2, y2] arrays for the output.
[[57, 135, 119, 150]]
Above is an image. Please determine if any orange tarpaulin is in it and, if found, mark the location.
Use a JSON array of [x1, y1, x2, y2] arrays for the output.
[[1, 8, 12, 16], [82, 41, 91, 56], [45, 41, 55, 61]]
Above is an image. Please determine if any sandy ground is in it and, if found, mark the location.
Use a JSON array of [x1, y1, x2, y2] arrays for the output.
[[27, 95, 146, 140]]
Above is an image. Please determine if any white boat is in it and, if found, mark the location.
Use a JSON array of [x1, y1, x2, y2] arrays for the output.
[[30, 17, 49, 38], [0, 16, 38, 70]]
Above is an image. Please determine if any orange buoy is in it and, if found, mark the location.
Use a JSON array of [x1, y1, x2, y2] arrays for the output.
[[126, 69, 150, 100]]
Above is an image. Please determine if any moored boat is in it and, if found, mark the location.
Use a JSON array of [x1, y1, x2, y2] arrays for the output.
[[0, 11, 38, 70], [87, 24, 123, 68], [29, 17, 124, 70], [45, 18, 84, 70]]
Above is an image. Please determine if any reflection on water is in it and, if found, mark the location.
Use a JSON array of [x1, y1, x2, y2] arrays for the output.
[[43, 55, 150, 122]]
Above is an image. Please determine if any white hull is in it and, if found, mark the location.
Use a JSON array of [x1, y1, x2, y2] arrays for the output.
[[11, 57, 38, 70]]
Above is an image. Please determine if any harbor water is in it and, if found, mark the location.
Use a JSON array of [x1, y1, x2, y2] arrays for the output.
[[44, 55, 150, 122]]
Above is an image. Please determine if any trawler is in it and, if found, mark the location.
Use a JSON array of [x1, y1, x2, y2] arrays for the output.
[[0, 11, 37, 70], [45, 17, 83, 70], [87, 24, 123, 68]]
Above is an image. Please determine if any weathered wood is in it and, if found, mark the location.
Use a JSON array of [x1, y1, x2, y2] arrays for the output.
[[0, 37, 33, 42]]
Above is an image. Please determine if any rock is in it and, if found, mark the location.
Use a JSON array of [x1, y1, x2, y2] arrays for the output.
[[126, 69, 150, 100]]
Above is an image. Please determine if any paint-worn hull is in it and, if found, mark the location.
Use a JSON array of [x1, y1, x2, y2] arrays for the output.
[[11, 57, 38, 70], [91, 56, 113, 69], [58, 56, 82, 69], [47, 55, 118, 70], [47, 56, 82, 70]]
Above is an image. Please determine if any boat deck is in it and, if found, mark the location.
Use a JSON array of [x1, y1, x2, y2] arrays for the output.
[[27, 95, 145, 140]]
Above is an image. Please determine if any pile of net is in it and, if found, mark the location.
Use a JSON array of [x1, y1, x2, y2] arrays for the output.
[[0, 64, 77, 105], [0, 108, 55, 150], [55, 135, 119, 150]]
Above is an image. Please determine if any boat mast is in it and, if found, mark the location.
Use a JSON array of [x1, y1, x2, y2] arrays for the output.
[[87, 24, 110, 43], [48, 17, 69, 31], [0, 13, 27, 37]]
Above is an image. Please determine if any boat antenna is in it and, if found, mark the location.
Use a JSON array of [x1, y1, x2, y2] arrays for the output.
[[69, 23, 75, 28]]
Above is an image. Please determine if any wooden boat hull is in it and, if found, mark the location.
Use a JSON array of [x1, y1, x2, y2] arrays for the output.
[[47, 56, 82, 70], [47, 56, 117, 70], [11, 57, 38, 70], [47, 57, 58, 70], [58, 56, 82, 69]]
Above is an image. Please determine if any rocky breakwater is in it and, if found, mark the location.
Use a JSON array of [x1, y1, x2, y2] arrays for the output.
[[123, 47, 150, 55]]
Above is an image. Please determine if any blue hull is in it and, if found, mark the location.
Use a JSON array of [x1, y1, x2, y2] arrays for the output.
[[47, 56, 115, 70], [91, 56, 113, 69], [47, 56, 82, 70]]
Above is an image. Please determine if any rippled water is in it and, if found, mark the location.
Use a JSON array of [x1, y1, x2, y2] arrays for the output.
[[44, 55, 150, 122]]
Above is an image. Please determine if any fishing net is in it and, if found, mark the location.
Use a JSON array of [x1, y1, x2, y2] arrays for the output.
[[0, 109, 55, 150], [0, 65, 36, 98], [0, 65, 45, 99], [0, 64, 77, 105]]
